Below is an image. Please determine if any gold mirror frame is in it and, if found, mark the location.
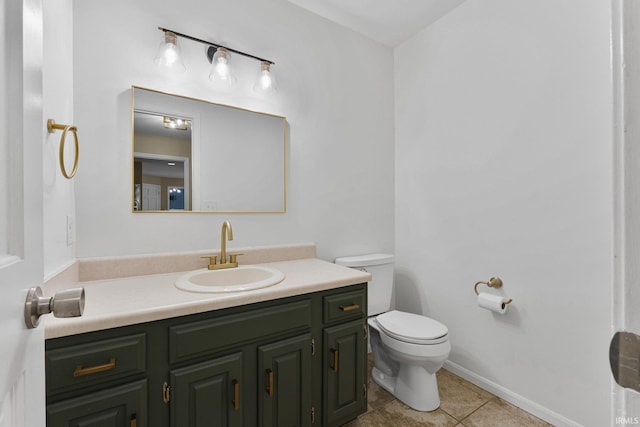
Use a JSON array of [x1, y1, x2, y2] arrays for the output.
[[131, 86, 287, 213]]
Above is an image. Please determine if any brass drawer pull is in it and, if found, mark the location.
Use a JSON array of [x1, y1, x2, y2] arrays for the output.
[[232, 379, 240, 410], [163, 382, 171, 404], [339, 304, 360, 312], [73, 358, 116, 377], [330, 348, 339, 373], [266, 369, 274, 397]]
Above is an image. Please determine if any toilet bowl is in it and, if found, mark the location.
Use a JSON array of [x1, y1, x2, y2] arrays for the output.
[[334, 254, 450, 412], [368, 310, 450, 411]]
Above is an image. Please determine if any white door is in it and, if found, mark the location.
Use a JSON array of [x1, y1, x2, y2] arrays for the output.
[[0, 0, 46, 426], [613, 0, 640, 421], [142, 183, 161, 210]]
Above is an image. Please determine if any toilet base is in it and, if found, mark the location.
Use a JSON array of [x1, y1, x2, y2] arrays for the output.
[[371, 365, 441, 412]]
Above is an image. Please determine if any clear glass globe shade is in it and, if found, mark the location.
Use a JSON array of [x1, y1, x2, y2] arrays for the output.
[[154, 32, 186, 72], [253, 62, 277, 94], [209, 48, 237, 86]]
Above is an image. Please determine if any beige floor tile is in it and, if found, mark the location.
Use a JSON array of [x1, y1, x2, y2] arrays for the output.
[[367, 377, 395, 411], [440, 369, 494, 401], [346, 399, 458, 427], [461, 399, 552, 427], [361, 355, 546, 426], [437, 370, 493, 420], [343, 411, 392, 427]]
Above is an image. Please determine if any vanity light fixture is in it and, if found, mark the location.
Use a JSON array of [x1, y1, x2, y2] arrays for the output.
[[155, 27, 277, 94], [163, 116, 189, 130]]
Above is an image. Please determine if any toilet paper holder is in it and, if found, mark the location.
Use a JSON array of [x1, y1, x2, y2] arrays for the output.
[[474, 277, 513, 305]]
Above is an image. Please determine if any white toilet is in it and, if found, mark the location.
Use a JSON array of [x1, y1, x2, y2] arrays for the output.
[[335, 253, 450, 412]]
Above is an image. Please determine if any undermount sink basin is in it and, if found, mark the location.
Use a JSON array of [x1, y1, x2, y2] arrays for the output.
[[175, 265, 285, 293]]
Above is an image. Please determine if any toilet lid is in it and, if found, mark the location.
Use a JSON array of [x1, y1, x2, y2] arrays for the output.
[[376, 310, 448, 345]]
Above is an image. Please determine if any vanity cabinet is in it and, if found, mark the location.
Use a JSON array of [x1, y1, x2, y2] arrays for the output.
[[46, 333, 148, 426], [47, 379, 147, 427], [45, 283, 367, 427], [170, 352, 244, 426], [258, 333, 313, 426], [322, 290, 368, 426], [323, 322, 367, 426]]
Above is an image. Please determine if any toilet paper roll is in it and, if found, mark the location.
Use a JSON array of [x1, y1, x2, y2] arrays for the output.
[[477, 292, 509, 314]]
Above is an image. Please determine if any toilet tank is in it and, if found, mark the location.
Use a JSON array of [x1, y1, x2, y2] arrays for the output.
[[334, 253, 394, 316]]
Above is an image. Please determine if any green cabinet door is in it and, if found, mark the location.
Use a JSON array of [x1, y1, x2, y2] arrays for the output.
[[170, 352, 243, 427], [47, 379, 147, 427], [323, 320, 367, 426], [258, 333, 313, 427]]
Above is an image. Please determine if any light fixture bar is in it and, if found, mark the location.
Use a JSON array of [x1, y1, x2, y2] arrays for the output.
[[157, 27, 274, 65]]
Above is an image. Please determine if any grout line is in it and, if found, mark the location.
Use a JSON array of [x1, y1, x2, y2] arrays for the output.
[[459, 397, 498, 424], [438, 408, 456, 421], [439, 393, 496, 423]]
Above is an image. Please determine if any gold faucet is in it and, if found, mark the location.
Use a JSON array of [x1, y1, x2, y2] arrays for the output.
[[220, 220, 233, 265], [201, 221, 242, 270]]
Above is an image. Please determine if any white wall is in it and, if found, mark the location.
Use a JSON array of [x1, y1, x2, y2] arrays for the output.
[[394, 1, 613, 426], [72, 0, 394, 261], [43, 0, 76, 278]]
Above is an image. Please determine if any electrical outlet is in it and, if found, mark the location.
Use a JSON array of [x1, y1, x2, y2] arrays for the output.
[[66, 215, 75, 246], [203, 200, 218, 210]]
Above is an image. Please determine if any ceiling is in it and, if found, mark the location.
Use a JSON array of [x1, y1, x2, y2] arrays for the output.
[[138, 158, 185, 179], [286, 0, 467, 46]]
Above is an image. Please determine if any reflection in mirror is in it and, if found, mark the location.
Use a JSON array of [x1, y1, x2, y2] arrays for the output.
[[131, 86, 286, 213], [134, 111, 191, 211]]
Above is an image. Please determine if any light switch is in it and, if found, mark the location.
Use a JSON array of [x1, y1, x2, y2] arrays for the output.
[[66, 215, 75, 246]]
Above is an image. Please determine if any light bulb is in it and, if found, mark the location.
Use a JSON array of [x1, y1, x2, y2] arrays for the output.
[[154, 31, 186, 72], [253, 61, 277, 94], [209, 47, 236, 86]]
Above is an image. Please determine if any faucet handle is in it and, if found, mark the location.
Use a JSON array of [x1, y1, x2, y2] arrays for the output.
[[200, 255, 218, 269], [228, 253, 244, 265]]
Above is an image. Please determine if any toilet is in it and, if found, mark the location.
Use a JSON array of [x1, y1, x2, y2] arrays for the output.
[[334, 253, 450, 412]]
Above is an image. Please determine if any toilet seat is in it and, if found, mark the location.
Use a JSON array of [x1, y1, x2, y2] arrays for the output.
[[375, 310, 448, 345]]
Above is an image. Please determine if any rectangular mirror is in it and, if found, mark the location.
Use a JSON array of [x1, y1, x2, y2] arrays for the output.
[[131, 86, 286, 213]]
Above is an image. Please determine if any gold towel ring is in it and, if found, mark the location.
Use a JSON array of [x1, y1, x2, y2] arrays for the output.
[[47, 119, 79, 179]]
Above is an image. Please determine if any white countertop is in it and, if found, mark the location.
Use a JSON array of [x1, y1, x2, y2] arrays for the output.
[[45, 258, 371, 339]]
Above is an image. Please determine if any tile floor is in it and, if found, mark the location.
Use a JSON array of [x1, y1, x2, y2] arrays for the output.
[[345, 356, 552, 427]]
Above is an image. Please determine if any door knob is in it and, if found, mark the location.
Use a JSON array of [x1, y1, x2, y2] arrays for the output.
[[24, 286, 85, 329], [610, 331, 640, 392]]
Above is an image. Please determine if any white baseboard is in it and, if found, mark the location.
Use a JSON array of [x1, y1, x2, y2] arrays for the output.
[[443, 360, 583, 427]]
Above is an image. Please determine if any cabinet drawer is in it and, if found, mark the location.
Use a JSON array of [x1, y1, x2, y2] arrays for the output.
[[169, 300, 311, 364], [323, 289, 366, 323], [46, 333, 146, 396], [47, 379, 147, 427]]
